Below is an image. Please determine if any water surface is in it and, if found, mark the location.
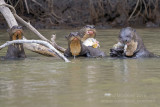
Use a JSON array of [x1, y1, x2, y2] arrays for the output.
[[0, 28, 160, 107]]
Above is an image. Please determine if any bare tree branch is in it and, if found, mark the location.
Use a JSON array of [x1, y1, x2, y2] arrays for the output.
[[0, 40, 70, 62], [0, 3, 66, 53], [0, 1, 18, 28], [23, 37, 57, 57], [128, 0, 140, 21], [24, 0, 30, 14]]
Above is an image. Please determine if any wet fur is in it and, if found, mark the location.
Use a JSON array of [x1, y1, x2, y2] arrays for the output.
[[5, 44, 26, 59], [64, 32, 106, 58], [79, 25, 96, 42], [5, 26, 26, 59], [124, 40, 138, 56], [70, 38, 81, 56], [110, 27, 154, 58]]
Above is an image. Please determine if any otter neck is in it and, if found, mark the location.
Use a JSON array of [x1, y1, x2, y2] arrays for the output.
[[69, 39, 82, 56], [82, 34, 95, 42]]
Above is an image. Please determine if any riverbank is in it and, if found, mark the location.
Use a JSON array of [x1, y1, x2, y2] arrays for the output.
[[0, 0, 160, 29]]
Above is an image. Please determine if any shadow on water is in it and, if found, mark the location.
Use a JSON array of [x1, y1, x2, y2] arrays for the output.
[[0, 29, 160, 107]]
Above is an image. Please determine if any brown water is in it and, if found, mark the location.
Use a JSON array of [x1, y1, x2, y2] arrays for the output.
[[0, 28, 160, 107]]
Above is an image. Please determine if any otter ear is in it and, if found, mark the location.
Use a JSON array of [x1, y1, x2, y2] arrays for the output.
[[17, 26, 23, 29], [120, 28, 125, 33], [132, 29, 138, 41], [65, 35, 68, 40]]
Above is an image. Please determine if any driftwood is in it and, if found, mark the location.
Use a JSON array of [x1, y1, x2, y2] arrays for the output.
[[23, 37, 57, 57], [0, 1, 70, 62], [0, 40, 70, 62], [0, 0, 18, 28], [0, 3, 66, 53]]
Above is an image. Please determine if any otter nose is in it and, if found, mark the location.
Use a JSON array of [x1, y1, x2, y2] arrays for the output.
[[123, 39, 129, 43]]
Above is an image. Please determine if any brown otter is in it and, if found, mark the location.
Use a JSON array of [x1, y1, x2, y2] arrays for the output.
[[64, 32, 106, 58], [79, 25, 96, 42], [5, 25, 26, 59], [110, 27, 154, 58]]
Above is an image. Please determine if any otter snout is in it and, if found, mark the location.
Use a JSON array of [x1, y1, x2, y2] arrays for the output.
[[119, 37, 131, 44], [124, 38, 131, 44]]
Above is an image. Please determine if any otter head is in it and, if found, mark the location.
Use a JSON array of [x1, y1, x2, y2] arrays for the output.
[[5, 26, 26, 59], [119, 27, 138, 44], [66, 32, 82, 56], [80, 25, 96, 41], [8, 26, 23, 41], [119, 27, 138, 56]]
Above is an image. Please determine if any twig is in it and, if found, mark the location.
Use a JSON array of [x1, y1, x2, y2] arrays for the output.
[[131, 0, 142, 20], [14, 0, 20, 8], [24, 0, 29, 14], [128, 0, 140, 21], [142, 0, 148, 17], [50, 34, 66, 52], [0, 40, 70, 62], [31, 0, 42, 7]]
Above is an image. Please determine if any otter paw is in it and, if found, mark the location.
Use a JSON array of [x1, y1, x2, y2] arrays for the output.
[[113, 42, 124, 49], [124, 41, 138, 57], [110, 48, 124, 57]]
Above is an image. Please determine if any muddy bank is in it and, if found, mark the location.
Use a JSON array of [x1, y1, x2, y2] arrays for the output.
[[1, 0, 160, 29]]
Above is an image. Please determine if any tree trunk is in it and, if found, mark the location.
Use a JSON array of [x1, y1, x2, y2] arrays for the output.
[[0, 0, 18, 28]]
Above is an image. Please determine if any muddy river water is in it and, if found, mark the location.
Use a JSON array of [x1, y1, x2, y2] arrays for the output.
[[0, 28, 160, 107]]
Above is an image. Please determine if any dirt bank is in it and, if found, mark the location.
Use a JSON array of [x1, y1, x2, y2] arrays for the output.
[[1, 0, 160, 29]]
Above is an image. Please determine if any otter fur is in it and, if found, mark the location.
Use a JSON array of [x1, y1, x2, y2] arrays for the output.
[[79, 25, 96, 42], [64, 32, 106, 58], [5, 26, 26, 59], [110, 27, 154, 58]]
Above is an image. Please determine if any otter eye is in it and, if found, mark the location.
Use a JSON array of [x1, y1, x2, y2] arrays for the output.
[[126, 35, 130, 38]]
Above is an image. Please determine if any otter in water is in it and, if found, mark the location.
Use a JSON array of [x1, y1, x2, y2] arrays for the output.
[[79, 25, 100, 48], [64, 32, 106, 58], [5, 25, 26, 59], [79, 25, 96, 42], [110, 27, 154, 58]]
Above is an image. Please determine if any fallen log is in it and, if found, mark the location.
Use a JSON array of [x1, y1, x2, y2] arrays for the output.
[[23, 37, 57, 57], [0, 3, 66, 53], [0, 1, 69, 62], [0, 40, 70, 62], [0, 0, 17, 28]]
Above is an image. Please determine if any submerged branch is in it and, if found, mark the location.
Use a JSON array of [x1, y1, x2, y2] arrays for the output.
[[0, 40, 70, 62], [23, 37, 57, 57]]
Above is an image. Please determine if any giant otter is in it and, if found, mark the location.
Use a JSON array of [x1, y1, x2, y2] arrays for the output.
[[79, 25, 100, 48], [64, 32, 106, 58], [110, 27, 154, 58], [5, 25, 26, 59], [79, 25, 96, 42]]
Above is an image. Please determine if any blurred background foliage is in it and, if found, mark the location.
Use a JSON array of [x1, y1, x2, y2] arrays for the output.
[[1, 0, 160, 29]]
